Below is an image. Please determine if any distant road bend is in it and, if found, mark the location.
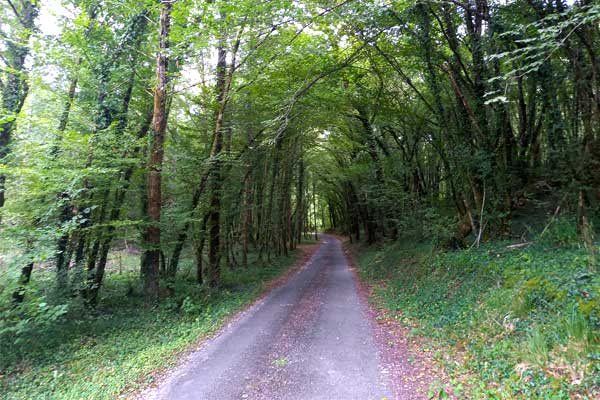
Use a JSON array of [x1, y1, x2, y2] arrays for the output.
[[145, 235, 391, 400]]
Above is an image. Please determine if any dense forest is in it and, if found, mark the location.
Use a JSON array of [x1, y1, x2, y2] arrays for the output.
[[1, 0, 599, 398]]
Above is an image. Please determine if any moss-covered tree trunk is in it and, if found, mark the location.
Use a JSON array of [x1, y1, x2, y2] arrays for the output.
[[142, 1, 172, 301]]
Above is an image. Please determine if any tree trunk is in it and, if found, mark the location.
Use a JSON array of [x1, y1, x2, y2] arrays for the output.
[[207, 16, 228, 287], [296, 157, 305, 244], [142, 1, 172, 302], [242, 170, 253, 268]]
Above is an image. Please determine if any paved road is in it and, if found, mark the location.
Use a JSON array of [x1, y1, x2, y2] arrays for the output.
[[146, 235, 391, 400]]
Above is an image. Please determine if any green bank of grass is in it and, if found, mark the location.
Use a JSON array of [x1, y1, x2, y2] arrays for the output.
[[354, 225, 600, 399], [0, 250, 301, 400]]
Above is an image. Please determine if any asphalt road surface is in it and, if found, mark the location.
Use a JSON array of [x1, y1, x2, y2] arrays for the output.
[[146, 235, 391, 400]]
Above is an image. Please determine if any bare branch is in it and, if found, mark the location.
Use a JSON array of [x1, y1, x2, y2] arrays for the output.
[[5, 0, 21, 18], [5, 0, 26, 26]]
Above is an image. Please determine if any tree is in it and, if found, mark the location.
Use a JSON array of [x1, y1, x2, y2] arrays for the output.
[[0, 0, 39, 210], [142, 0, 173, 301]]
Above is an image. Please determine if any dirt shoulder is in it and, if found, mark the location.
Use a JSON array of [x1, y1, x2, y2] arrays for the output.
[[341, 238, 459, 400]]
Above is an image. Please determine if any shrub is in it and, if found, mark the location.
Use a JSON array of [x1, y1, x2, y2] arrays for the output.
[[540, 217, 580, 248]]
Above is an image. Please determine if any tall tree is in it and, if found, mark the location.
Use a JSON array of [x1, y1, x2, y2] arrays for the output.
[[0, 0, 39, 210], [142, 0, 173, 301]]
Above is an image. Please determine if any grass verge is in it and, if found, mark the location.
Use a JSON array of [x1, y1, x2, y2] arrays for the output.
[[353, 233, 600, 399]]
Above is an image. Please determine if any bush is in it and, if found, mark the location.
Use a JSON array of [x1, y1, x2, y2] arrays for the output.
[[539, 217, 580, 248], [422, 207, 459, 247], [0, 297, 69, 362]]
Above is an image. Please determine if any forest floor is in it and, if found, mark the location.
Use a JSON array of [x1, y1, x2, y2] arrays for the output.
[[0, 244, 318, 400]]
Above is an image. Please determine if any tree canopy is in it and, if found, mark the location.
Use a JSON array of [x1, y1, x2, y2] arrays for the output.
[[0, 0, 598, 321]]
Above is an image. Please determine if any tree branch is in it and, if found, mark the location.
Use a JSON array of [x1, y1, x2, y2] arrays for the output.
[[272, 42, 368, 142], [5, 0, 26, 26]]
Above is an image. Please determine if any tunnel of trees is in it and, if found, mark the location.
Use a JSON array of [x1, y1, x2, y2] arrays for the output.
[[0, 0, 599, 307]]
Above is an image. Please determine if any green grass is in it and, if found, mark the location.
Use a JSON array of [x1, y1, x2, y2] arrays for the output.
[[354, 231, 600, 399], [0, 250, 301, 400]]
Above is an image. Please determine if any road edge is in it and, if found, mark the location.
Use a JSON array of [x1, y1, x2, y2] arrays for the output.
[[341, 238, 458, 400], [128, 241, 324, 400]]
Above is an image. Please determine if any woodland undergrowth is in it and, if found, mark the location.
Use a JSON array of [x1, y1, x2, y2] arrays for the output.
[[355, 219, 600, 399], [0, 249, 300, 400]]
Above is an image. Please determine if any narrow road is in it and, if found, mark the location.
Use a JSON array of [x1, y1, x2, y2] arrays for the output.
[[146, 235, 391, 400]]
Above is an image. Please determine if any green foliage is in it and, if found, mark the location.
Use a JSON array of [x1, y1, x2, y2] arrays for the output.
[[539, 217, 581, 248], [422, 207, 460, 247], [355, 230, 600, 398], [486, 2, 600, 99], [1, 0, 600, 397], [0, 299, 69, 346]]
